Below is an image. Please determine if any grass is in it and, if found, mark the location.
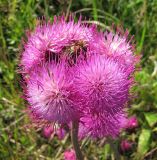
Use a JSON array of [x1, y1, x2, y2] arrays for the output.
[[0, 0, 157, 159]]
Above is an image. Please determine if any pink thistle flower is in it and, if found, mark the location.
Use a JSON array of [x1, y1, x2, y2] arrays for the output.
[[20, 16, 96, 74], [120, 140, 133, 152], [79, 111, 127, 138], [74, 54, 133, 138], [42, 126, 54, 139], [25, 62, 80, 125], [64, 149, 76, 160], [74, 54, 132, 114], [125, 116, 138, 130], [104, 30, 135, 67], [19, 15, 140, 143], [92, 28, 139, 71]]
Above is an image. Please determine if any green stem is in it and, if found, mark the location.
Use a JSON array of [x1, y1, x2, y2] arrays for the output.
[[71, 120, 84, 160]]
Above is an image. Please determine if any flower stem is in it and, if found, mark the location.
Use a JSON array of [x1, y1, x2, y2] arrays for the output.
[[71, 120, 84, 160]]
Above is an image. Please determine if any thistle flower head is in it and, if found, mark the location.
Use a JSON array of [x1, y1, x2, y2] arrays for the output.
[[25, 62, 80, 124], [79, 111, 127, 138], [20, 16, 96, 73], [74, 54, 132, 114], [92, 28, 138, 71]]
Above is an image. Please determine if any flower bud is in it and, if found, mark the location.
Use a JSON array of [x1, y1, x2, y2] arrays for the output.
[[42, 126, 53, 139], [64, 149, 76, 160], [56, 128, 66, 140], [120, 140, 132, 152], [126, 116, 138, 130]]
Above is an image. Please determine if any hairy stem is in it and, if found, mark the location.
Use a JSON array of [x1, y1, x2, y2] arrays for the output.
[[71, 120, 84, 160]]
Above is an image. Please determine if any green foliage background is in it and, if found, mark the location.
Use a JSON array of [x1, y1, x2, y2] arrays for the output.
[[0, 0, 157, 159]]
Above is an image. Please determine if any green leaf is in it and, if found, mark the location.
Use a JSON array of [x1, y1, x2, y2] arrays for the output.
[[144, 112, 157, 127], [137, 129, 151, 158]]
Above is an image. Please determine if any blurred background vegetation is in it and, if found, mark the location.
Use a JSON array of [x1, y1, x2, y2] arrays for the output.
[[0, 0, 157, 159]]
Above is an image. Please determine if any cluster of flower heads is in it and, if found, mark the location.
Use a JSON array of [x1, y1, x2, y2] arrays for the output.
[[20, 15, 139, 139]]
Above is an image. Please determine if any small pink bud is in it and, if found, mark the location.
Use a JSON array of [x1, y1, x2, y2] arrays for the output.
[[64, 149, 76, 160], [120, 140, 132, 152], [42, 126, 53, 139], [56, 128, 66, 140], [126, 116, 138, 130]]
